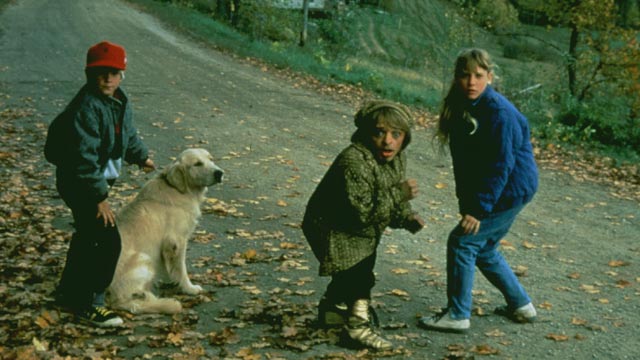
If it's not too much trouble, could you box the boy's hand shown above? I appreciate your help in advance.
[142,158,156,173]
[97,200,116,227]
[406,213,425,234]
[399,179,419,200]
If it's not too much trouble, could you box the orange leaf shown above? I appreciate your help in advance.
[167,332,183,346]
[390,289,410,298]
[546,333,569,341]
[242,249,257,260]
[539,301,553,310]
[471,344,499,355]
[282,326,298,338]
[434,182,448,189]
[608,260,630,267]
[571,317,588,325]
[567,272,581,279]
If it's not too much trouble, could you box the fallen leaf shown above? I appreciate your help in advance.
[614,279,632,288]
[166,332,183,346]
[32,337,48,351]
[571,317,588,326]
[546,333,569,341]
[484,329,505,337]
[471,344,499,355]
[391,268,409,275]
[282,326,298,338]
[580,284,600,294]
[608,260,630,267]
[434,182,448,189]
[539,301,553,310]
[390,289,410,298]
[567,272,581,279]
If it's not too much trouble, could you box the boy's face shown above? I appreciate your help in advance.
[457,64,492,100]
[370,120,405,163]
[94,67,122,97]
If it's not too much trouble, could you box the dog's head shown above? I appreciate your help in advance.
[163,148,224,193]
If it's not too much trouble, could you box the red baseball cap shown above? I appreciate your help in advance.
[86,41,127,70]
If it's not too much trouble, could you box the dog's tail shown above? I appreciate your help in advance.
[115,291,183,314]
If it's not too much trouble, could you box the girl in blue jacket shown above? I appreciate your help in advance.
[419,48,539,333]
[45,41,155,327]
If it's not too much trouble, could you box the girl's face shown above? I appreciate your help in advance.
[457,64,492,100]
[370,120,406,163]
[95,68,122,97]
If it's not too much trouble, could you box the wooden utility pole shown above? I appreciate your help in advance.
[299,0,310,47]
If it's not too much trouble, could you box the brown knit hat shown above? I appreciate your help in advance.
[352,100,413,148]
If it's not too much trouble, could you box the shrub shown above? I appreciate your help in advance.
[503,37,555,62]
[473,0,519,32]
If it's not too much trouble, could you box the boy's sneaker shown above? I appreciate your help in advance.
[418,310,470,333]
[78,306,124,327]
[494,302,537,323]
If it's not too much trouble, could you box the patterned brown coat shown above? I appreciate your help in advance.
[302,142,415,276]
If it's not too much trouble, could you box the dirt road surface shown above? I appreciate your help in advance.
[1,1,638,359]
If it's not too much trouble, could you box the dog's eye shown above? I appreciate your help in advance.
[195,161,203,166]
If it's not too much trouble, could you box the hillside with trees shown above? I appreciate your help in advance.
[132,0,640,164]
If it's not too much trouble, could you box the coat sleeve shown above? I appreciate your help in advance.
[388,154,414,229]
[122,103,149,165]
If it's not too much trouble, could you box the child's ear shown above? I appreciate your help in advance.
[488,72,494,84]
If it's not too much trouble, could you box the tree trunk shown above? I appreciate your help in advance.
[300,0,310,47]
[568,23,579,98]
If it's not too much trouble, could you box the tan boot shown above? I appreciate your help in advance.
[345,299,393,351]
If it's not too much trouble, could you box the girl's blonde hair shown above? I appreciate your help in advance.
[436,48,496,146]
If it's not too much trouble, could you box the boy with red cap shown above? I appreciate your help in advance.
[45,41,155,327]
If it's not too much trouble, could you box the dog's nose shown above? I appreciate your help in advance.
[214,169,224,183]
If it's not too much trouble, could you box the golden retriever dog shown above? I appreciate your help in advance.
[107,148,224,314]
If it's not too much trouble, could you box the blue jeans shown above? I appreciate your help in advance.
[446,205,531,320]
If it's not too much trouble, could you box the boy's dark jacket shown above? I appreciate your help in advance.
[302,142,414,276]
[450,85,538,219]
[45,85,148,203]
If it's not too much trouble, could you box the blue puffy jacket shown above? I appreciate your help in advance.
[449,85,538,218]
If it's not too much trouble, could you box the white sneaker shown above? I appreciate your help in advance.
[513,303,537,323]
[418,310,470,333]
[495,302,537,323]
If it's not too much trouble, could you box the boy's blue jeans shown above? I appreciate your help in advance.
[446,204,531,320]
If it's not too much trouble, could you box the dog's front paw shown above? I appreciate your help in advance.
[183,284,203,295]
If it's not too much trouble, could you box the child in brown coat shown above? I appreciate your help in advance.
[303,100,425,350]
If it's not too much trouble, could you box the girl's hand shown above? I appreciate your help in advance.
[97,200,116,227]
[460,214,480,235]
[399,179,419,200]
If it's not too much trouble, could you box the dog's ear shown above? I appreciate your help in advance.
[164,162,189,193]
